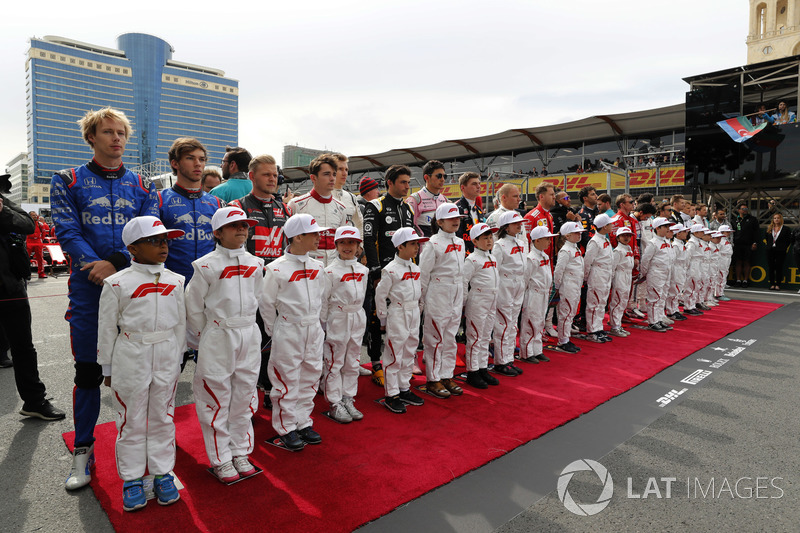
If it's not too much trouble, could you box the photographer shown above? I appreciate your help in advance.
[0,181,65,421]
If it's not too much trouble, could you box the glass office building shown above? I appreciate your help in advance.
[26,33,238,189]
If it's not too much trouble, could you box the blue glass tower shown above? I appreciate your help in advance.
[26,33,238,196]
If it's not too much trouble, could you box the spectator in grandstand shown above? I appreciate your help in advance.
[598,193,615,217]
[201,167,222,193]
[754,103,775,126]
[210,146,253,202]
[772,101,796,125]
[540,166,548,176]
[357,176,380,215]
[765,213,791,290]
[709,208,730,231]
[732,204,759,287]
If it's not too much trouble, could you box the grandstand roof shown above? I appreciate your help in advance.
[283,103,685,181]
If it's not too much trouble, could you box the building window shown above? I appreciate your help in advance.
[757,3,767,37]
[763,45,773,55]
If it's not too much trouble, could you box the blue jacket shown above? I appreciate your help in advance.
[209,173,252,203]
[51,160,159,274]
[159,185,224,281]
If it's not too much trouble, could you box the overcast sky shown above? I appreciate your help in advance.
[2,0,747,165]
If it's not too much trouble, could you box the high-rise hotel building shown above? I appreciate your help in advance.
[26,33,238,190]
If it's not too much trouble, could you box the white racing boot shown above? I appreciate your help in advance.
[65,444,95,490]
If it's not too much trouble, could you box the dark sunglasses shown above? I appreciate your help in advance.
[135,237,169,246]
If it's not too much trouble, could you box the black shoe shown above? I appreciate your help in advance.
[509,364,523,375]
[648,323,667,332]
[684,308,703,316]
[19,400,66,421]
[479,368,499,385]
[566,341,581,352]
[697,303,711,311]
[279,430,305,451]
[599,332,613,342]
[535,354,550,362]
[493,363,518,376]
[522,355,540,364]
[466,371,488,389]
[741,281,749,288]
[297,426,321,445]
[734,280,742,287]
[670,312,688,321]
[658,321,674,331]
[0,352,12,368]
[557,342,580,354]
[383,395,407,413]
[398,390,424,406]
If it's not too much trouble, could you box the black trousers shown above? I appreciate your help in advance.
[256,311,272,390]
[0,286,47,405]
[767,248,787,286]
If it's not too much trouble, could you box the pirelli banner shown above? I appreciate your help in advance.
[418,166,686,199]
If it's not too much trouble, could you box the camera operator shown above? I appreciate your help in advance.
[0,182,65,420]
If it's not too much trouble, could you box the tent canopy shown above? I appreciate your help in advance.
[283,103,685,181]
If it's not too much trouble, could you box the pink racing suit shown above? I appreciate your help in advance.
[406,187,448,237]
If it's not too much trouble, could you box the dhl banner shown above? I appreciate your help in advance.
[410,166,685,198]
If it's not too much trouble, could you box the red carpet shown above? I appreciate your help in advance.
[63,299,780,532]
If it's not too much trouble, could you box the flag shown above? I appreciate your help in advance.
[716,116,768,143]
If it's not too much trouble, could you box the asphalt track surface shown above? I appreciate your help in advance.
[2,276,797,533]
